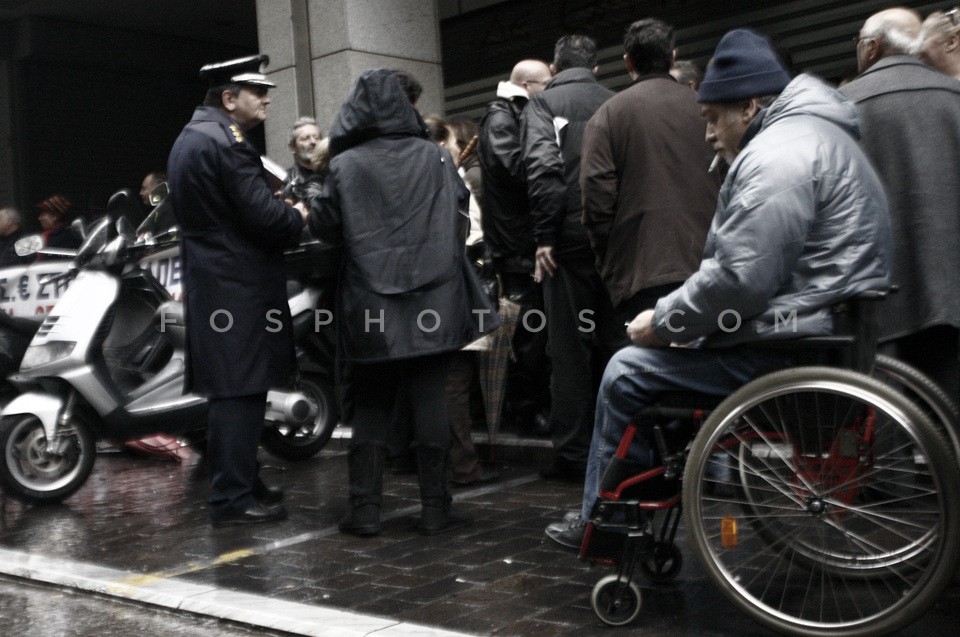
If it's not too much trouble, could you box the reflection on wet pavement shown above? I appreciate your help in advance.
[0,574,266,636]
[0,442,957,636]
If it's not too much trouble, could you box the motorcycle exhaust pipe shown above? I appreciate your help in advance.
[265,389,318,426]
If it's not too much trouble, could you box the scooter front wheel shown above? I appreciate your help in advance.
[0,414,96,504]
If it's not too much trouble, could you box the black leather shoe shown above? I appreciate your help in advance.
[210,502,288,528]
[450,467,500,487]
[253,478,284,505]
[545,517,586,551]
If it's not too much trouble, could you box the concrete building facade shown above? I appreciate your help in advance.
[0,0,945,219]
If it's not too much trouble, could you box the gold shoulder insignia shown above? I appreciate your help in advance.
[229,124,245,143]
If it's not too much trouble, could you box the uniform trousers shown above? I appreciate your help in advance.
[207,392,267,516]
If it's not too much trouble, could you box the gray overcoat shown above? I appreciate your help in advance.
[840,56,960,340]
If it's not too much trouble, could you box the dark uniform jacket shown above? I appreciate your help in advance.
[580,74,719,307]
[309,69,499,363]
[167,107,304,397]
[840,56,960,340]
[521,68,614,261]
[477,92,534,272]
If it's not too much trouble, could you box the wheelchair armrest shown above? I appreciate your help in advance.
[754,290,891,373]
[751,335,855,351]
[845,289,891,302]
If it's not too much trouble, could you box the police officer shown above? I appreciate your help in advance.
[167,55,308,527]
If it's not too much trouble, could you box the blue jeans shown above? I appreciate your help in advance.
[580,345,793,521]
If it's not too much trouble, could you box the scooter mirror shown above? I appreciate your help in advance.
[74,216,112,267]
[148,182,168,207]
[116,216,136,242]
[136,197,174,239]
[14,234,43,257]
[71,217,87,241]
[107,188,135,211]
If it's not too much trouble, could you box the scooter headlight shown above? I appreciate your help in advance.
[21,341,77,369]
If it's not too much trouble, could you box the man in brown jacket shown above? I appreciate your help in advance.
[581,18,719,324]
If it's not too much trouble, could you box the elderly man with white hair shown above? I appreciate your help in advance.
[840,7,960,402]
[920,6,960,80]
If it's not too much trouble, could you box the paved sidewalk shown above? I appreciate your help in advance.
[0,437,957,636]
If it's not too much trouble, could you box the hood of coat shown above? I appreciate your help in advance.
[759,73,862,142]
[328,69,428,156]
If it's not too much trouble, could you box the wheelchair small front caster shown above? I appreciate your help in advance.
[641,541,683,584]
[591,574,642,626]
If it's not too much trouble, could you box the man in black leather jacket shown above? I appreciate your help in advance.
[477,58,552,436]
[521,35,618,481]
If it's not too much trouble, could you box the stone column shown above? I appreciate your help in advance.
[256,0,443,164]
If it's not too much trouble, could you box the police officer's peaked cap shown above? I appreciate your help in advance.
[199,54,276,89]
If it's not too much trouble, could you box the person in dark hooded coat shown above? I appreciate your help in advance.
[309,69,498,537]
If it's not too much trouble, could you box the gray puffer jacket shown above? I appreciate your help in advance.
[652,74,891,347]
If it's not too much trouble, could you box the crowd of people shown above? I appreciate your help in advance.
[186,5,959,533]
[10,5,953,538]
[0,172,170,269]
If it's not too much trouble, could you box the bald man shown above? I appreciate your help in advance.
[478,58,552,278]
[476,58,553,435]
[841,8,960,400]
[920,8,960,80]
[854,7,923,72]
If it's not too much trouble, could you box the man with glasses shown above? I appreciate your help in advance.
[920,7,960,80]
[168,55,308,527]
[478,58,552,282]
[477,59,553,438]
[841,8,960,402]
[546,28,891,550]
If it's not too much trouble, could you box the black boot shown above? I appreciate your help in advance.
[338,443,386,536]
[415,445,473,535]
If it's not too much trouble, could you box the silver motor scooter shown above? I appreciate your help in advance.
[0,189,323,504]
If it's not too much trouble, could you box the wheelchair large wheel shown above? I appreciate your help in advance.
[684,367,960,637]
[873,354,960,464]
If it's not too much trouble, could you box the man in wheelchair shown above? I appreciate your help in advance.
[546,28,892,549]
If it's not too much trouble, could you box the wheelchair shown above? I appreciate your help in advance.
[580,292,960,636]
